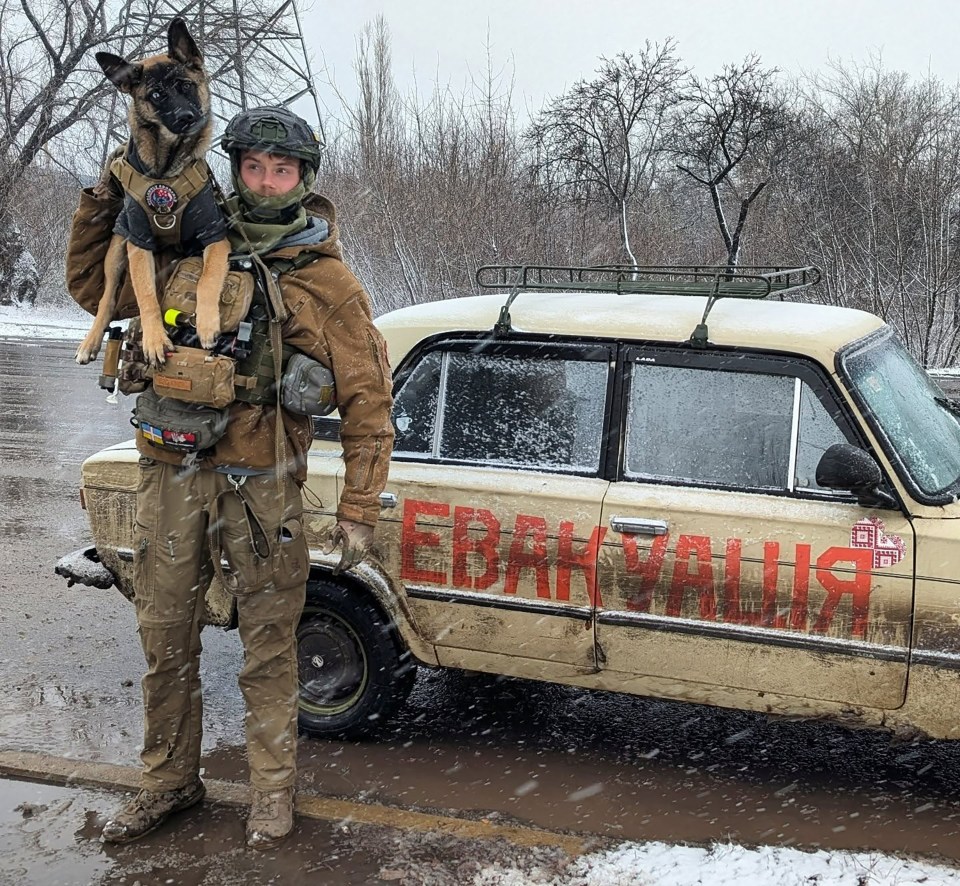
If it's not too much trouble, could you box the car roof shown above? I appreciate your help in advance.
[375,292,885,369]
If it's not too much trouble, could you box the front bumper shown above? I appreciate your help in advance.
[55,546,117,590]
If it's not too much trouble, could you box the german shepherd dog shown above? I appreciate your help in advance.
[76,18,228,367]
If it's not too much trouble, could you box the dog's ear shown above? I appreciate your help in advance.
[168,17,203,70]
[96,52,142,94]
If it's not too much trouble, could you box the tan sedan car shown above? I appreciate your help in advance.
[59,265,960,742]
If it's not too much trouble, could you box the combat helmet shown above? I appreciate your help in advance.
[221,107,323,172]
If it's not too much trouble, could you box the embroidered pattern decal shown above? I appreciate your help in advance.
[850,516,906,568]
[145,183,178,214]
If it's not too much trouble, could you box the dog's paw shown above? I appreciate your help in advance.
[142,329,173,367]
[75,337,102,365]
[195,310,220,350]
[197,325,221,350]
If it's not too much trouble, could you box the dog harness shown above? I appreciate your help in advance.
[111,146,227,255]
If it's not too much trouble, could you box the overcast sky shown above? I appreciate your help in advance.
[303,0,960,119]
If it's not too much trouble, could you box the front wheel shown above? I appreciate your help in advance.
[297,578,415,739]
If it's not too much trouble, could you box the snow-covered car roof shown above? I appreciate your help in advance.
[375,291,885,370]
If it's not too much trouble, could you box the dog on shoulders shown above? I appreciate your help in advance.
[76,17,228,368]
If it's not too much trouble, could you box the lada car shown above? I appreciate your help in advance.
[57,264,960,742]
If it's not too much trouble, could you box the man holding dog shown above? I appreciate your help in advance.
[71,106,394,848]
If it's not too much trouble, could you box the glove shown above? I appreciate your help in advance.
[324,519,375,575]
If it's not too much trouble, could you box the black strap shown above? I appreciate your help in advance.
[267,249,324,277]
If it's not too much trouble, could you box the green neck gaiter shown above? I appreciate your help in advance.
[225,165,316,254]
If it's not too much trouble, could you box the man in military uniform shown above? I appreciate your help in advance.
[71,107,394,849]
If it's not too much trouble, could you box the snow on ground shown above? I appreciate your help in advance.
[476,841,960,886]
[0,302,92,341]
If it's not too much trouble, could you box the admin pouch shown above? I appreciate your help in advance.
[280,352,337,416]
[162,255,255,332]
[151,346,237,409]
[131,387,229,452]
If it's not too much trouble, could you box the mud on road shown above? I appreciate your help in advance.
[0,776,580,886]
[3,338,960,881]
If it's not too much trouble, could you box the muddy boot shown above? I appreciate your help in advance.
[246,786,295,850]
[101,777,206,844]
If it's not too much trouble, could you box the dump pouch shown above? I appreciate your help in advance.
[162,256,255,333]
[280,353,337,416]
[132,388,229,452]
[151,346,237,409]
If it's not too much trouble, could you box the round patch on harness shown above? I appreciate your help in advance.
[145,183,178,214]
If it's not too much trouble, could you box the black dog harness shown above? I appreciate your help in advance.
[111,143,227,256]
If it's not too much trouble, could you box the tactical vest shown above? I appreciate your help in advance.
[110,153,212,249]
[232,293,295,405]
[116,249,326,407]
[232,249,325,405]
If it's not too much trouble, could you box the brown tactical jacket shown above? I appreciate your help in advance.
[67,185,394,527]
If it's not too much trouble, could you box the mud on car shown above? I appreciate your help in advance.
[58,264,960,742]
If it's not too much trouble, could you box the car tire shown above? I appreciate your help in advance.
[297,578,416,739]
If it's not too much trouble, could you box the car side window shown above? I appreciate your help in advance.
[624,362,851,494]
[392,346,609,473]
[794,382,850,492]
[392,351,442,454]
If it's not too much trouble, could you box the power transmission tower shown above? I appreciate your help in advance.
[100,0,322,168]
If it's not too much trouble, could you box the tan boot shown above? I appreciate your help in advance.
[101,777,205,843]
[246,786,295,850]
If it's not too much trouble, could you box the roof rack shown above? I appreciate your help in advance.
[476,264,821,344]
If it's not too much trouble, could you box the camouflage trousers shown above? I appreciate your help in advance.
[133,458,308,792]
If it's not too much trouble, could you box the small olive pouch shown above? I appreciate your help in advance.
[132,388,229,452]
[162,255,254,332]
[152,346,237,409]
[280,352,338,416]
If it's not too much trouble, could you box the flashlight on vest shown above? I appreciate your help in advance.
[163,308,193,328]
[163,308,202,349]
[98,326,124,390]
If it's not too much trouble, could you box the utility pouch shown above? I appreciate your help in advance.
[280,352,337,416]
[162,256,255,333]
[115,320,150,394]
[117,338,150,394]
[132,388,229,452]
[151,346,237,409]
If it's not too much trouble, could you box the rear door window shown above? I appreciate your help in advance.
[392,341,613,474]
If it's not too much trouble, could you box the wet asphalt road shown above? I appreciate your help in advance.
[3,337,960,882]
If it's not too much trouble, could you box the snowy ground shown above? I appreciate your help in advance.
[474,842,960,886]
[0,302,91,341]
[4,300,960,884]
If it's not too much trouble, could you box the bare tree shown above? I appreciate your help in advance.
[676,56,786,270]
[0,0,311,302]
[525,42,685,265]
[325,17,558,311]
[779,59,960,366]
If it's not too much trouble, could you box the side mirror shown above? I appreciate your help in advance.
[815,443,897,508]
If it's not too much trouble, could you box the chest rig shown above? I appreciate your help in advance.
[114,248,325,411]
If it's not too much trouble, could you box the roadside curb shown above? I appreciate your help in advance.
[0,749,588,855]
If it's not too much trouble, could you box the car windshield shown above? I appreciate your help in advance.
[842,327,960,497]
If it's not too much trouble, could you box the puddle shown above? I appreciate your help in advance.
[0,779,113,886]
[0,777,392,885]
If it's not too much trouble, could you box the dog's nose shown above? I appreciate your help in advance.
[175,109,197,128]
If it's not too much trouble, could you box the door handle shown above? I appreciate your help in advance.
[379,492,398,509]
[609,515,668,536]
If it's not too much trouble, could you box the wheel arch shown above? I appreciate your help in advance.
[307,552,439,667]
